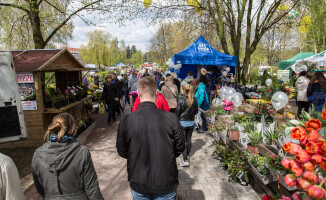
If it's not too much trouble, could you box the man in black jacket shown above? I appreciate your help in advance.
[116,77,185,200]
[101,76,118,125]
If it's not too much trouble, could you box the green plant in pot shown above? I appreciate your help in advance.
[246,130,263,154]
[215,106,227,115]
[242,120,254,133]
[229,125,240,141]
[264,127,280,146]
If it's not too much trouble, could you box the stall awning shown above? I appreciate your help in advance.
[172,36,237,67]
[278,52,315,70]
[1,49,89,72]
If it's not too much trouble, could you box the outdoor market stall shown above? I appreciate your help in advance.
[290,50,326,73]
[278,52,314,76]
[171,36,237,79]
[1,49,91,148]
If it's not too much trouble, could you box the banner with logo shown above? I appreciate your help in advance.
[17,73,37,110]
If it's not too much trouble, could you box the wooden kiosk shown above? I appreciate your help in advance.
[1,49,91,148]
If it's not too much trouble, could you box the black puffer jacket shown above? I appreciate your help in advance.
[116,102,185,195]
[176,96,198,121]
[32,142,103,200]
[102,83,118,102]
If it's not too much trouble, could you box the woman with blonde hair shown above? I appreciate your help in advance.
[176,84,198,167]
[32,113,103,200]
[161,76,179,113]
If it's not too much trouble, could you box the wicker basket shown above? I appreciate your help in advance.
[248,162,273,185]
[269,169,297,191]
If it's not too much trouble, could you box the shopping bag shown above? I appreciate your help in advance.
[98,103,105,114]
[195,111,202,127]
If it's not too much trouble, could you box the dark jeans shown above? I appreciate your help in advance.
[182,125,194,161]
[106,99,115,125]
[200,111,208,131]
[123,90,130,106]
[314,103,324,113]
[297,101,310,118]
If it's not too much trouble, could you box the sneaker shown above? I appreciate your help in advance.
[180,160,190,167]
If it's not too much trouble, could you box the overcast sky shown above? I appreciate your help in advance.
[67,15,158,52]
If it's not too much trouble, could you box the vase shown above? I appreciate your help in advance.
[247,143,259,154]
[230,131,240,141]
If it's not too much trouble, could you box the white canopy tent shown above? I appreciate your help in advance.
[291,50,326,72]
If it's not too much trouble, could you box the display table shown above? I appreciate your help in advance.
[246,99,270,105]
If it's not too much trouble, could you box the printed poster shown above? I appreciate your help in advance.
[17,72,37,110]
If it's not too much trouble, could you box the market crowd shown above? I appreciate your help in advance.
[1,67,212,200]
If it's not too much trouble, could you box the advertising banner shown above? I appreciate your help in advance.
[17,73,37,110]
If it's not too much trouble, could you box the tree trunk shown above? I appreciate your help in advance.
[29,0,45,49]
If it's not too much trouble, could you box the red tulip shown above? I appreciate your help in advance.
[291,126,307,140]
[300,136,308,146]
[307,130,322,142]
[312,154,325,164]
[303,171,319,183]
[297,178,312,191]
[283,142,294,153]
[296,150,311,163]
[308,185,326,200]
[319,162,326,172]
[281,158,291,169]
[290,144,303,155]
[305,119,322,132]
[284,174,297,187]
[306,141,321,154]
[290,160,304,177]
[302,161,315,171]
[318,141,326,156]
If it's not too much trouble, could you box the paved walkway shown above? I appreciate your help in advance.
[25,112,261,200]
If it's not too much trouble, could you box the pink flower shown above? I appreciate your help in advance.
[271,155,275,159]
[284,174,297,187]
[280,196,291,200]
[281,158,291,169]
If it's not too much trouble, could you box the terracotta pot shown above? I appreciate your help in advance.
[247,143,259,154]
[230,131,239,141]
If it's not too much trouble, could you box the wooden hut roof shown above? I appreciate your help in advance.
[5,49,88,72]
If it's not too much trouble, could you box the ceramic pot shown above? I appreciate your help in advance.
[230,131,240,141]
[247,143,258,154]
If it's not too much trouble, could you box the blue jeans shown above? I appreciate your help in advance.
[200,111,208,131]
[131,189,176,200]
[123,90,130,106]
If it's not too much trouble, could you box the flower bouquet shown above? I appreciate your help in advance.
[279,109,326,199]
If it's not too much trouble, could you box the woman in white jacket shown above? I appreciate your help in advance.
[295,71,310,118]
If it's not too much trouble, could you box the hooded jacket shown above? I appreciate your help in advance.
[32,142,103,200]
[295,76,310,102]
[132,93,169,112]
[116,102,185,195]
[307,81,326,104]
[176,96,198,122]
[128,76,139,92]
[195,83,210,110]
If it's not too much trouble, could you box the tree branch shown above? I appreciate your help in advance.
[44,0,103,45]
[0,3,29,13]
[44,0,64,14]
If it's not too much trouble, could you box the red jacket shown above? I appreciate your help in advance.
[132,93,169,112]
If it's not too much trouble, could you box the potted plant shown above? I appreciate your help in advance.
[52,96,65,109]
[216,123,227,143]
[246,130,263,154]
[229,126,239,141]
[246,152,273,185]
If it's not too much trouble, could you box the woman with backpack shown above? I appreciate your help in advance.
[307,71,326,113]
[32,113,103,200]
[176,84,198,167]
[161,76,179,113]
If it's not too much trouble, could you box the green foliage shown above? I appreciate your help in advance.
[251,102,276,124]
[242,120,254,133]
[210,123,226,132]
[264,125,283,145]
[266,154,289,175]
[245,152,270,176]
[84,102,93,111]
[230,126,239,131]
[214,144,249,183]
[231,112,251,124]
[215,106,227,115]
[247,130,263,146]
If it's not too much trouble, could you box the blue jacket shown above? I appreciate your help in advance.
[195,83,210,110]
[307,82,326,104]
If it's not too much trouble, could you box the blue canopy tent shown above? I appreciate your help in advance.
[116,62,126,67]
[171,36,237,79]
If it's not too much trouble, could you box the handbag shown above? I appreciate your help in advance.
[98,103,105,114]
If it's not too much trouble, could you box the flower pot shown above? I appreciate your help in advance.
[248,162,273,185]
[247,143,259,154]
[229,131,240,141]
[219,130,227,144]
